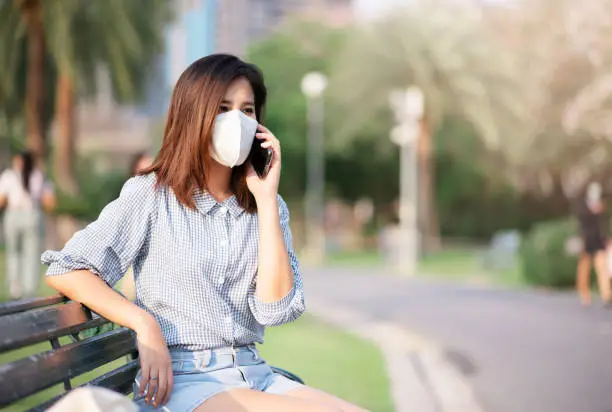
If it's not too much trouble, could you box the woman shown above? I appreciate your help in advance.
[0,151,55,299]
[42,55,364,412]
[576,181,611,306]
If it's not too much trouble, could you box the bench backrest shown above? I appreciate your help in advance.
[0,295,138,411]
[0,295,305,411]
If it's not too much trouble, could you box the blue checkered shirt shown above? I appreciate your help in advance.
[41,174,305,349]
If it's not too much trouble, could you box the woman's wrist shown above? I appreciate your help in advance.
[131,309,158,335]
[254,193,278,209]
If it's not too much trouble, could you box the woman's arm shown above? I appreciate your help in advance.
[255,196,293,302]
[246,126,305,326]
[248,196,305,327]
[46,270,153,332]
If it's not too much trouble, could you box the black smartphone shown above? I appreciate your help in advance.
[249,135,273,178]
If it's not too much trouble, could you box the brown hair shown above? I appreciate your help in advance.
[140,54,267,213]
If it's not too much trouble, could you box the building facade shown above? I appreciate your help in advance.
[216,0,353,56]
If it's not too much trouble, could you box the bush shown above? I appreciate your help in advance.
[519,219,578,288]
[54,166,126,221]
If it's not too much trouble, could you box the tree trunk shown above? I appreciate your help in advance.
[54,74,79,196]
[20,0,46,158]
[417,119,441,254]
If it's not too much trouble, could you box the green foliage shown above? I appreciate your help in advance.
[0,0,171,157]
[43,0,171,102]
[247,21,348,200]
[326,139,399,205]
[54,159,126,220]
[78,322,115,340]
[329,3,524,150]
[435,117,534,238]
[247,22,400,204]
[247,17,571,242]
[519,219,578,288]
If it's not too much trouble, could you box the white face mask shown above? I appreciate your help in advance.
[210,110,258,168]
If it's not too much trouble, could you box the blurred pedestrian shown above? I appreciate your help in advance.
[129,152,154,178]
[118,152,154,300]
[0,151,55,299]
[576,181,611,306]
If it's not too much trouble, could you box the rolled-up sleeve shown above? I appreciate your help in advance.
[249,195,305,327]
[41,175,156,287]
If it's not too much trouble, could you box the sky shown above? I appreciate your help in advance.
[352,0,410,21]
[352,0,513,21]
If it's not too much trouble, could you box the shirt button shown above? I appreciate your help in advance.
[225,316,232,324]
[219,206,228,217]
[217,276,225,285]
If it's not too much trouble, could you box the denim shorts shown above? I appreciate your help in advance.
[133,345,303,412]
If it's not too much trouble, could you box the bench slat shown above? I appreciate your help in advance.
[0,301,110,352]
[0,295,66,316]
[27,360,139,412]
[0,328,137,407]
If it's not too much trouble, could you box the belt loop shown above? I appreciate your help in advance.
[232,346,238,368]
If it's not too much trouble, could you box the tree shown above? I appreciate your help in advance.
[247,21,348,201]
[17,0,46,157]
[44,0,170,194]
[329,0,524,251]
[483,0,612,200]
[248,21,405,211]
[0,0,171,193]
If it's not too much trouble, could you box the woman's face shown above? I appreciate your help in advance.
[218,77,256,120]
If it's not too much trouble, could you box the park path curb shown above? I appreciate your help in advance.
[307,298,485,412]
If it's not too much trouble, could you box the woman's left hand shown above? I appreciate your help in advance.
[246,125,281,202]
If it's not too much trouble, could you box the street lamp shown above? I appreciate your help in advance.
[301,72,328,264]
[388,86,424,276]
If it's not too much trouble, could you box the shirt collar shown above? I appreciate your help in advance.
[223,194,246,218]
[193,190,245,218]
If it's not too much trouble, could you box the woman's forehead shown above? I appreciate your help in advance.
[223,77,254,102]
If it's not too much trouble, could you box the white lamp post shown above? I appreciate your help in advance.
[389,86,424,276]
[301,72,328,263]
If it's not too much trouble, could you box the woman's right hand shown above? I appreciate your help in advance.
[135,317,173,407]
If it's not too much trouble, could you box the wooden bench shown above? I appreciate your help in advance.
[0,295,304,411]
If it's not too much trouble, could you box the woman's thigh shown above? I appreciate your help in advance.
[286,385,368,412]
[194,388,342,412]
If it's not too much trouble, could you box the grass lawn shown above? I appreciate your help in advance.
[419,248,525,287]
[260,315,394,412]
[324,249,383,267]
[1,253,394,411]
[325,247,526,287]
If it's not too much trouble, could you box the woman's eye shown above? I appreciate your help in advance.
[219,106,230,113]
[243,107,255,115]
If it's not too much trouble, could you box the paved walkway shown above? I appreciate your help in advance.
[304,267,612,412]
[305,270,484,412]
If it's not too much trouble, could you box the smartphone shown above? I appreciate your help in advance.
[249,135,273,178]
